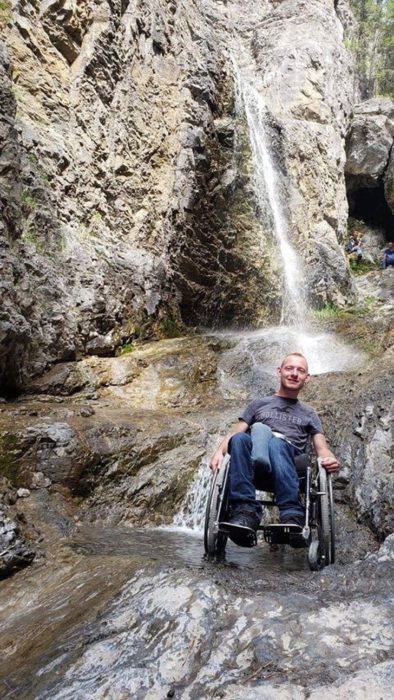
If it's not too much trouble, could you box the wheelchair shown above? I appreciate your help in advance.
[204,452,335,571]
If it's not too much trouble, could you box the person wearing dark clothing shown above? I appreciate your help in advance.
[382,242,394,269]
[346,232,363,262]
[210,353,339,541]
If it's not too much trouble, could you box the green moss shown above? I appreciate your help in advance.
[162,317,182,338]
[312,304,347,319]
[0,433,21,485]
[349,259,379,275]
[22,227,46,254]
[118,343,135,355]
[21,190,36,212]
[0,0,11,24]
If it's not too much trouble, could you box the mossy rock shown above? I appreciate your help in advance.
[0,432,22,485]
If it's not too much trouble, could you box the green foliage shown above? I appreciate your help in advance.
[0,433,20,485]
[0,0,12,25]
[312,296,378,320]
[312,304,347,319]
[21,190,36,212]
[349,257,379,274]
[349,0,394,98]
[21,227,49,256]
[118,343,134,355]
[162,316,181,338]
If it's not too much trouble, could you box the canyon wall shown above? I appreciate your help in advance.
[1,0,359,389]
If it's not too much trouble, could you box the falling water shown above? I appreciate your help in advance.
[234,62,306,326]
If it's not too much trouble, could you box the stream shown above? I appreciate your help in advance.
[1,511,393,699]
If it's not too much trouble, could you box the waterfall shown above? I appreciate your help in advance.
[234,62,306,326]
[171,459,211,532]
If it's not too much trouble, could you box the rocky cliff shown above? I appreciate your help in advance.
[1,0,361,390]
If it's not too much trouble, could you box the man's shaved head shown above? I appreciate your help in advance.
[280,352,309,372]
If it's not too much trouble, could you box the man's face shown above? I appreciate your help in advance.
[277,355,310,391]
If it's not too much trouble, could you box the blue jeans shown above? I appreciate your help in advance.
[382,257,394,269]
[228,433,304,520]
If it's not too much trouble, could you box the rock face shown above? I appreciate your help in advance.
[0,309,392,540]
[345,97,394,232]
[346,98,394,188]
[0,478,36,577]
[228,0,357,308]
[0,0,359,389]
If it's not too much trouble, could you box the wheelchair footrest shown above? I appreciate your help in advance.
[263,523,308,547]
[218,521,257,548]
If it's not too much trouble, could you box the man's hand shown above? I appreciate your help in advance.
[312,434,339,473]
[210,448,224,472]
[319,454,339,473]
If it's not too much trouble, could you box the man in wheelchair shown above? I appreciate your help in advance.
[209,352,339,548]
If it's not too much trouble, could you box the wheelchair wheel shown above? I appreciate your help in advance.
[204,457,230,556]
[307,463,335,570]
[307,536,325,571]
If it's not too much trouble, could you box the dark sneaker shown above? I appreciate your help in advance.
[280,513,307,548]
[220,508,260,548]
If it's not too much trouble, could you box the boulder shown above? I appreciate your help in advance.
[345,97,394,189]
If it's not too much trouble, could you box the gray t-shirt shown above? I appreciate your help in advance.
[239,395,323,453]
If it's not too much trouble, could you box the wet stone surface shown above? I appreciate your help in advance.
[0,300,392,698]
[1,525,392,700]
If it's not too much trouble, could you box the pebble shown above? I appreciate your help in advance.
[80,406,95,417]
[17,488,31,498]
[30,472,52,489]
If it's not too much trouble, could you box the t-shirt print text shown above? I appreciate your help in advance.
[257,410,303,426]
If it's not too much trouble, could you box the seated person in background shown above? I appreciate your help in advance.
[382,241,394,269]
[210,353,339,545]
[346,231,363,262]
[345,233,357,253]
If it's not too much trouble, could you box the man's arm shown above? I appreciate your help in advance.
[209,420,249,471]
[312,433,339,473]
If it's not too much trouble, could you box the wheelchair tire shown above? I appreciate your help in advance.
[317,464,335,566]
[327,471,336,563]
[307,537,325,571]
[204,457,230,556]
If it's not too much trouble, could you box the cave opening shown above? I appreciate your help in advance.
[346,178,394,240]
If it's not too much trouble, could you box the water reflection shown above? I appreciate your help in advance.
[71,524,308,574]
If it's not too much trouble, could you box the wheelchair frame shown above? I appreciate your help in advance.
[204,454,335,571]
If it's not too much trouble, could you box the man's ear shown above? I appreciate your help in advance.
[304,373,311,384]
[276,367,282,380]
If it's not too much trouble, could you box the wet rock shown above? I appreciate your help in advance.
[79,406,95,418]
[0,507,35,578]
[27,556,393,699]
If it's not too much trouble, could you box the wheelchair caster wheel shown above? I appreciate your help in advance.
[307,539,325,571]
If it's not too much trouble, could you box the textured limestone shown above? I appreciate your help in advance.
[217,0,358,308]
[0,0,361,389]
[1,309,392,538]
[384,142,394,215]
[346,97,394,188]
